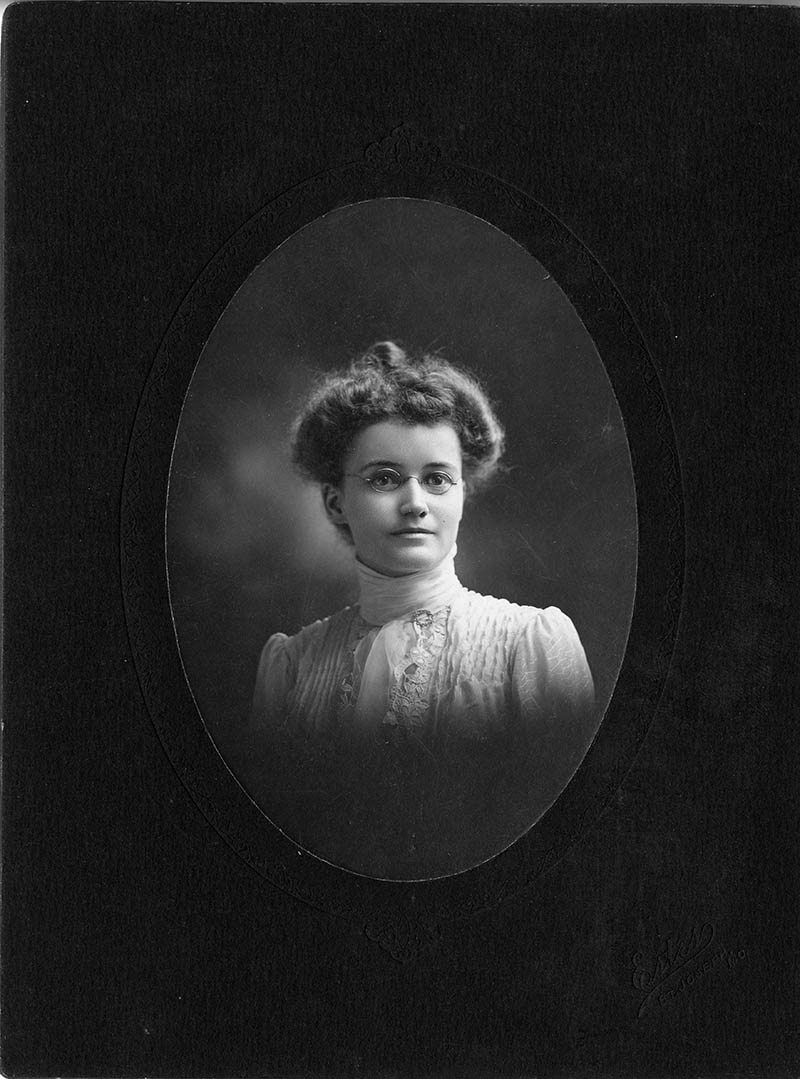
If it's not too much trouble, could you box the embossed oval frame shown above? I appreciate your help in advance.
[122,137,683,956]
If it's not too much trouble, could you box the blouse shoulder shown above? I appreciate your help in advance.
[250,606,361,727]
[454,590,594,710]
[250,632,291,727]
[284,604,361,656]
[265,604,359,656]
[460,590,584,642]
[456,590,576,646]
[510,602,595,715]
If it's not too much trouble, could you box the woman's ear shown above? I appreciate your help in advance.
[322,484,347,525]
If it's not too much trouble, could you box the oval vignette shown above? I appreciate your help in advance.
[165,198,638,881]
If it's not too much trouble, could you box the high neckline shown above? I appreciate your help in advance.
[356,545,463,626]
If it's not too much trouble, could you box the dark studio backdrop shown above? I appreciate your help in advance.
[3,5,798,1078]
[167,198,636,779]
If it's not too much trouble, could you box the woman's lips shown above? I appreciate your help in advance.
[392,528,434,535]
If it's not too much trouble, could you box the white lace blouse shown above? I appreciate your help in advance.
[252,588,594,744]
[248,554,595,878]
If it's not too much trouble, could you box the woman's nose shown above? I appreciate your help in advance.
[400,477,429,516]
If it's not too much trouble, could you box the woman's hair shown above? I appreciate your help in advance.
[291,341,506,491]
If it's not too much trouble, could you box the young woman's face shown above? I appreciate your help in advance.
[324,420,465,577]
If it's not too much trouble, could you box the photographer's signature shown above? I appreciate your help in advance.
[632,922,747,1017]
[568,920,750,1062]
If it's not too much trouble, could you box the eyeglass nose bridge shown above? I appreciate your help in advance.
[398,474,430,503]
[398,474,426,493]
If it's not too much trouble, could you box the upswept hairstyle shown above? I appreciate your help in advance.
[291,341,505,492]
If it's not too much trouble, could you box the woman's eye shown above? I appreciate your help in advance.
[371,470,399,490]
[424,472,451,490]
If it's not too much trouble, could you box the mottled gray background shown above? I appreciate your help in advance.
[166,198,637,764]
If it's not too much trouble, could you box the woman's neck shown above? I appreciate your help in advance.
[356,546,463,626]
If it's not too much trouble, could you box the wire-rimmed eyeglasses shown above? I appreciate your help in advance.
[344,467,461,495]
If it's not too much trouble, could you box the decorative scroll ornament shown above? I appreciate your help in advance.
[364,123,443,175]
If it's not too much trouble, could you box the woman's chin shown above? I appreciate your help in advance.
[358,550,445,578]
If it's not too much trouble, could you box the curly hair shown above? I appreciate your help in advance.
[291,341,505,492]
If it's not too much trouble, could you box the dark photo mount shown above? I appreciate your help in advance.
[2,5,797,1078]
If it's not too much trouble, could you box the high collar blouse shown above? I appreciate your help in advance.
[251,555,594,745]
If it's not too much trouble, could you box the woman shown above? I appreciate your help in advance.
[250,341,594,879]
